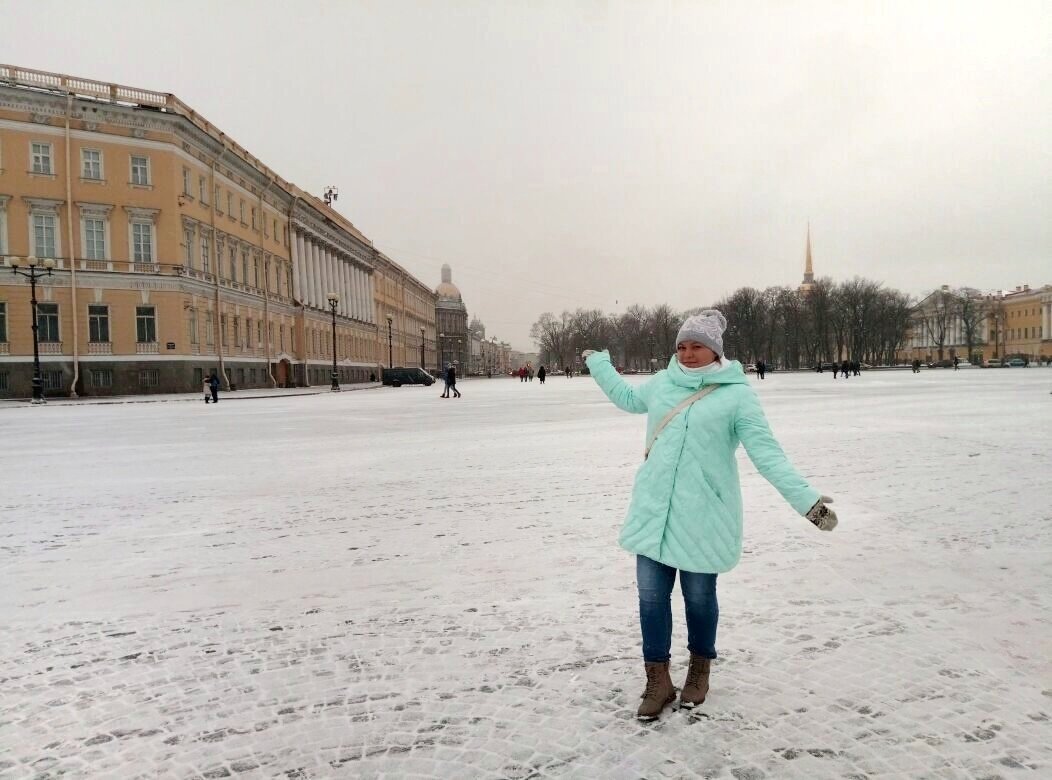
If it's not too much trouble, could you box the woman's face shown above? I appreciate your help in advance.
[677,341,718,368]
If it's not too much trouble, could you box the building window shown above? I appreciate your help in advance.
[136,306,157,343]
[88,305,110,343]
[183,229,194,267]
[0,301,6,343]
[227,192,233,215]
[233,316,240,347]
[251,207,258,230]
[201,237,210,273]
[83,217,106,260]
[256,321,262,347]
[42,370,63,390]
[89,368,113,388]
[131,155,150,186]
[0,372,8,392]
[239,199,246,223]
[182,167,191,195]
[280,324,285,352]
[33,213,58,257]
[132,222,154,263]
[229,246,237,282]
[253,257,259,288]
[189,309,198,345]
[221,315,228,347]
[206,314,214,346]
[139,369,159,388]
[31,142,53,174]
[37,303,60,342]
[241,251,249,285]
[215,185,222,211]
[199,175,208,204]
[81,149,103,180]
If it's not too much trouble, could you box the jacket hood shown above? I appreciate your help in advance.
[666,356,748,388]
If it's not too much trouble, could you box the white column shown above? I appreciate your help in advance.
[359,268,368,322]
[326,248,335,304]
[290,231,300,302]
[300,234,313,308]
[353,267,362,321]
[340,257,350,317]
[313,242,323,308]
[345,262,355,320]
[366,273,375,323]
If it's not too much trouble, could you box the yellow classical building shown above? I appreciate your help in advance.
[0,64,436,397]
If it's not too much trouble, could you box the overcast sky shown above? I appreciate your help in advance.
[3,1,1048,349]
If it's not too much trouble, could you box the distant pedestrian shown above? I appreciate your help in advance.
[538,366,547,384]
[208,372,221,403]
[832,363,839,379]
[852,361,860,377]
[445,364,461,398]
[912,358,921,374]
[756,359,766,380]
[565,365,572,379]
[581,309,837,722]
[203,376,212,403]
[841,360,851,379]
[953,356,959,371]
[528,366,535,382]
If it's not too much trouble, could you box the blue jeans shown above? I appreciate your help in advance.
[636,555,718,663]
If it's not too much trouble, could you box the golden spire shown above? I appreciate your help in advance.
[804,223,814,281]
[798,223,815,294]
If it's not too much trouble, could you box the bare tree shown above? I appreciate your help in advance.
[920,289,956,361]
[954,288,987,363]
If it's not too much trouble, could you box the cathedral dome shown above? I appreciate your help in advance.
[436,264,463,301]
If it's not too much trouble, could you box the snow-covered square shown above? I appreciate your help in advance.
[2,369,1051,779]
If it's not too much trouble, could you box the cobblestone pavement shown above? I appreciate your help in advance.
[2,370,1050,778]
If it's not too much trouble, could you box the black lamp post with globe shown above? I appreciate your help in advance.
[8,255,56,404]
[326,293,340,392]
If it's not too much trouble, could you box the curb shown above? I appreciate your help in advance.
[0,383,383,408]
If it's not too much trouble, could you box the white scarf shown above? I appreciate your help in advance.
[680,357,725,375]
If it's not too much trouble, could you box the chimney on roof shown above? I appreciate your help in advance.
[1023,284,1030,291]
[941,284,950,291]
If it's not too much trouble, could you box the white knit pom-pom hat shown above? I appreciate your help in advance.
[675,309,728,356]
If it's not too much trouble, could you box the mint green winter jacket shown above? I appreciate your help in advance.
[585,350,821,574]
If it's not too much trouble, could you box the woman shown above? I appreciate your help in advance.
[583,310,837,720]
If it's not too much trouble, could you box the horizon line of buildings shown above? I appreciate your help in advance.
[0,64,517,397]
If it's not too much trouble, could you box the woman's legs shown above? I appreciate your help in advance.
[636,555,677,662]
[679,571,719,659]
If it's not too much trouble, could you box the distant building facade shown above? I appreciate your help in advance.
[899,283,1052,363]
[0,64,436,397]
[435,264,468,371]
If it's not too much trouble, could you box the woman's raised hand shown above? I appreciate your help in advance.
[581,349,598,360]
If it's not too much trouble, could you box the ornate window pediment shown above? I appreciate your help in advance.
[122,206,160,221]
[76,201,114,217]
[22,197,63,214]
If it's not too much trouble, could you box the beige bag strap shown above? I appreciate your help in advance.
[644,384,720,460]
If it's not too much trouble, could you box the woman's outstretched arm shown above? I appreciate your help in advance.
[734,386,821,515]
[584,350,649,414]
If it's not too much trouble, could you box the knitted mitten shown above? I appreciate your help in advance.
[806,495,838,531]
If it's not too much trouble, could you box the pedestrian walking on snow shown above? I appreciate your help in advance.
[207,372,221,403]
[756,359,766,380]
[538,366,547,384]
[203,376,212,403]
[841,360,851,378]
[582,309,837,721]
[443,363,461,398]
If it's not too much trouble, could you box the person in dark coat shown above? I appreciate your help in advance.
[538,366,547,384]
[444,364,461,398]
[840,360,851,378]
[208,372,221,403]
[756,359,766,380]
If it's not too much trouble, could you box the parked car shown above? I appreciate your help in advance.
[1007,357,1027,367]
[744,363,757,373]
[985,358,1004,368]
[382,367,435,387]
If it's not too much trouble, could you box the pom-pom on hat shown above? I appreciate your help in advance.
[675,310,728,356]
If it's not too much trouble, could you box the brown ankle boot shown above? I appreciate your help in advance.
[637,661,676,720]
[679,654,711,708]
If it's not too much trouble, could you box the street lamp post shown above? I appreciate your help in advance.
[438,332,445,373]
[386,314,394,369]
[420,326,425,369]
[8,255,56,404]
[327,293,340,391]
